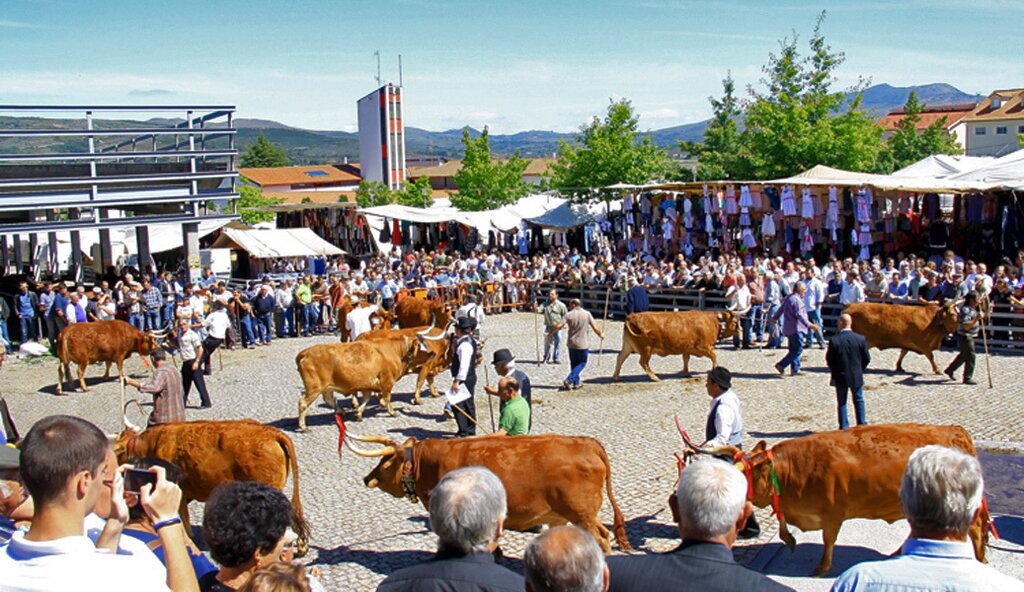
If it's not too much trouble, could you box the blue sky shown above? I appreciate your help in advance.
[1,0,1020,133]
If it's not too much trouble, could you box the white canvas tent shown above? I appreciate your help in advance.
[892,155,995,179]
[209,227,344,258]
[949,150,1024,190]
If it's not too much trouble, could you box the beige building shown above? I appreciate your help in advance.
[962,88,1024,156]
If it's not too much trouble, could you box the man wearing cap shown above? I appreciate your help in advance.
[485,349,533,431]
[701,366,759,539]
[450,316,479,437]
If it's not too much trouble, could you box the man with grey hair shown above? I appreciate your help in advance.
[376,466,523,592]
[525,525,608,592]
[606,459,792,591]
[832,445,1023,591]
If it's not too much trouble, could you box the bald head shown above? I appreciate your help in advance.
[525,526,607,592]
[838,314,853,330]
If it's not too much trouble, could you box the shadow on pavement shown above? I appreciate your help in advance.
[759,541,890,577]
[748,430,815,439]
[313,544,432,575]
[992,516,1024,549]
[622,511,680,550]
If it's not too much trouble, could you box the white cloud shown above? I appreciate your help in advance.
[0,19,44,29]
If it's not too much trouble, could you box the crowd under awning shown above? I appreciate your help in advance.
[209,227,345,258]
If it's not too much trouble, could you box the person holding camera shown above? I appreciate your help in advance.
[0,415,199,591]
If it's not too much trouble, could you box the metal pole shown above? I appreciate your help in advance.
[981,294,993,389]
[484,362,495,432]
[534,301,541,365]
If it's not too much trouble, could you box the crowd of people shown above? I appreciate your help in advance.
[3,413,1019,592]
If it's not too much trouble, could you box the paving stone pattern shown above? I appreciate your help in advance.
[3,312,1022,591]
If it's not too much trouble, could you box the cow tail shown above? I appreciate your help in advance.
[623,316,641,338]
[277,431,310,548]
[598,442,632,551]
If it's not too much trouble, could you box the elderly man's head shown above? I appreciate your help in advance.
[901,445,984,538]
[428,467,507,554]
[675,459,752,546]
[525,526,608,592]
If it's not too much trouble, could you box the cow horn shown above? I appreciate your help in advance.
[343,434,395,457]
[122,400,144,433]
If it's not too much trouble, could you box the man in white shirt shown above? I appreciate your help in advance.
[803,268,827,348]
[838,270,866,307]
[726,274,752,349]
[344,297,379,341]
[0,415,194,592]
[455,293,486,332]
[199,301,230,376]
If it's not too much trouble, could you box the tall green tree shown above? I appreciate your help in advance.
[550,99,672,202]
[882,91,962,171]
[451,128,529,211]
[739,12,885,178]
[680,73,745,180]
[355,176,436,208]
[236,185,281,225]
[240,134,290,168]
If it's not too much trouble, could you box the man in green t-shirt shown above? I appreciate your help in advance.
[495,376,530,436]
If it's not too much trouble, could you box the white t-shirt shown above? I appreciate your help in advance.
[0,530,169,592]
[345,305,379,340]
[203,310,231,340]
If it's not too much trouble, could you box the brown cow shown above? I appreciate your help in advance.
[56,320,162,395]
[612,310,739,381]
[336,299,391,342]
[845,302,958,374]
[357,325,451,405]
[394,296,451,329]
[706,424,988,576]
[295,337,413,430]
[113,419,310,555]
[346,433,631,554]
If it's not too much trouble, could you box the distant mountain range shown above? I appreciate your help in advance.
[0,83,984,165]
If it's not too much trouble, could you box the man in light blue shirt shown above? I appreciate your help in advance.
[832,445,1022,592]
[803,269,827,348]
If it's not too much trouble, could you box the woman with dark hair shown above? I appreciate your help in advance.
[200,481,294,592]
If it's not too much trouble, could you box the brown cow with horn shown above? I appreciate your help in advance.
[844,301,959,374]
[681,423,990,576]
[56,320,162,395]
[356,324,452,405]
[113,415,310,556]
[393,296,452,329]
[345,433,631,554]
[612,310,739,381]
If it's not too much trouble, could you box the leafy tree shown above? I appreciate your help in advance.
[240,134,290,168]
[451,128,529,211]
[355,176,436,208]
[738,12,885,178]
[680,73,745,180]
[550,99,672,202]
[882,91,962,171]
[236,185,281,225]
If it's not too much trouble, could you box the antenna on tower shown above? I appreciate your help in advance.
[398,54,403,87]
[374,50,381,86]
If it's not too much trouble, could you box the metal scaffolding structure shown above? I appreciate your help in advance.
[0,105,241,281]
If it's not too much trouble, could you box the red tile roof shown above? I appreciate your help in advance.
[240,165,361,187]
[876,103,976,132]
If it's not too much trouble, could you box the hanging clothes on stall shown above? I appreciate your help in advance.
[725,185,738,215]
[742,227,757,249]
[391,219,402,245]
[739,185,753,209]
[825,186,840,241]
[781,185,798,217]
[761,211,777,237]
[801,187,815,220]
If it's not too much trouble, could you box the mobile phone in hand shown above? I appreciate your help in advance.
[124,468,158,493]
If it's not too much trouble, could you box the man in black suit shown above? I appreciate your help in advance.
[825,313,871,429]
[606,459,792,592]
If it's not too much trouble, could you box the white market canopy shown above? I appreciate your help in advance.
[949,150,1024,191]
[209,227,344,258]
[892,155,996,179]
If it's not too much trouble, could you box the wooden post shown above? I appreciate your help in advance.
[598,287,612,368]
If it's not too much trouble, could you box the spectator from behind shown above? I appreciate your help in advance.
[525,525,608,592]
[375,466,523,592]
[832,445,1023,591]
[201,481,295,592]
[606,459,792,592]
[237,562,311,592]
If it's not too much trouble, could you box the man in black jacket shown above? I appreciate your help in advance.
[825,313,871,429]
[376,467,522,592]
[606,459,792,592]
[625,277,649,315]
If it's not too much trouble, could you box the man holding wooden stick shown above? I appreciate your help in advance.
[553,299,603,391]
[944,292,983,386]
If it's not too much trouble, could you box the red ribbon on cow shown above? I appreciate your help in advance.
[334,413,346,458]
[982,497,999,540]
[733,450,754,501]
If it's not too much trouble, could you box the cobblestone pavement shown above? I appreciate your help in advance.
[4,312,1023,590]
